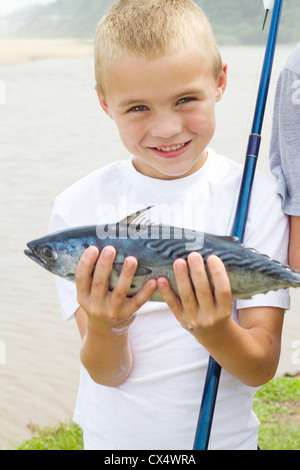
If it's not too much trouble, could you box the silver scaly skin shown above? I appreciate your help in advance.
[24,207,300,301]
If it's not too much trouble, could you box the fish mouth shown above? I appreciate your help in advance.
[24,244,47,269]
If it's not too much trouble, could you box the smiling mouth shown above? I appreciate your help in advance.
[156,142,186,152]
[149,140,191,155]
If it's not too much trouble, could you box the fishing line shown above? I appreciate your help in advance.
[195,0,284,450]
[226,25,268,236]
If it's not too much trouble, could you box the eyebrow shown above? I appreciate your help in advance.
[118,88,205,108]
[118,98,146,108]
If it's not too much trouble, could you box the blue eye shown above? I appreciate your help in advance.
[177,97,194,105]
[129,105,148,112]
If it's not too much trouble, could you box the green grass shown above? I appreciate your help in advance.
[253,377,300,450]
[15,377,299,450]
[16,422,83,450]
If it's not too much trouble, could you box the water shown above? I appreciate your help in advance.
[0,46,299,449]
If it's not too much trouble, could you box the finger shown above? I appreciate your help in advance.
[173,258,198,313]
[188,253,215,309]
[157,277,183,318]
[91,246,117,299]
[125,278,158,315]
[110,256,139,310]
[76,246,100,304]
[206,255,232,314]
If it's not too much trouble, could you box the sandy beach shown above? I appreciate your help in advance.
[0,39,93,65]
[0,40,299,449]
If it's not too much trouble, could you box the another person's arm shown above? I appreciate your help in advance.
[289,216,300,270]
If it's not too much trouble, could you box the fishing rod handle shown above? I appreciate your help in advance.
[193,0,284,451]
[193,358,222,450]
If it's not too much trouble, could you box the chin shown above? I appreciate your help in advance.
[158,158,202,177]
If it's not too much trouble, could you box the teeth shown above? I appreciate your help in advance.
[156,143,186,152]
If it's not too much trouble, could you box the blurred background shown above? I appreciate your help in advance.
[0,0,299,42]
[0,0,299,449]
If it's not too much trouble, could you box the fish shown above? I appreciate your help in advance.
[24,206,300,301]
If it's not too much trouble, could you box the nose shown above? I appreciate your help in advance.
[149,112,183,139]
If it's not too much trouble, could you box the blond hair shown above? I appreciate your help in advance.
[95,0,222,96]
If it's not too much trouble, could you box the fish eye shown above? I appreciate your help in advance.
[42,246,57,260]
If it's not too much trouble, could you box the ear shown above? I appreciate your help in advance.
[95,85,114,119]
[215,63,228,102]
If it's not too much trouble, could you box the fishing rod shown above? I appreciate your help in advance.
[193,0,284,451]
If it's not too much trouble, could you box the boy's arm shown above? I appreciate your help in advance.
[75,306,134,388]
[193,305,284,387]
[158,253,284,388]
[75,246,157,387]
[289,216,300,270]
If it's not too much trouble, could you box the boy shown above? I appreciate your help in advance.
[270,43,300,270]
[50,0,290,450]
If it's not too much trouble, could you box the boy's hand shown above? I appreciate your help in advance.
[76,246,157,335]
[157,253,232,338]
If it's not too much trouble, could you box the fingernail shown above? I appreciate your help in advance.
[87,246,99,257]
[157,278,166,289]
[103,247,115,258]
[149,279,157,289]
[189,253,200,264]
[208,255,219,267]
[175,260,185,272]
[126,258,135,268]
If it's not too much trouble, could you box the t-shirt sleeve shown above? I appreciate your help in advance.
[270,67,300,216]
[236,183,290,311]
[49,197,79,321]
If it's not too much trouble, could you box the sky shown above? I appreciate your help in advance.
[0,0,56,18]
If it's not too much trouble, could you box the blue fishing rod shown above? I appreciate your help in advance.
[193,0,284,450]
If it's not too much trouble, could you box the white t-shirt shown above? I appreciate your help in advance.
[49,149,290,450]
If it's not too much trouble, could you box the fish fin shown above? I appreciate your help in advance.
[118,206,155,227]
[110,263,153,295]
[135,265,153,276]
[232,295,252,300]
[112,262,152,277]
[219,236,239,243]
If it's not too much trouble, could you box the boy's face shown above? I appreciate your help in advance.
[97,48,227,180]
